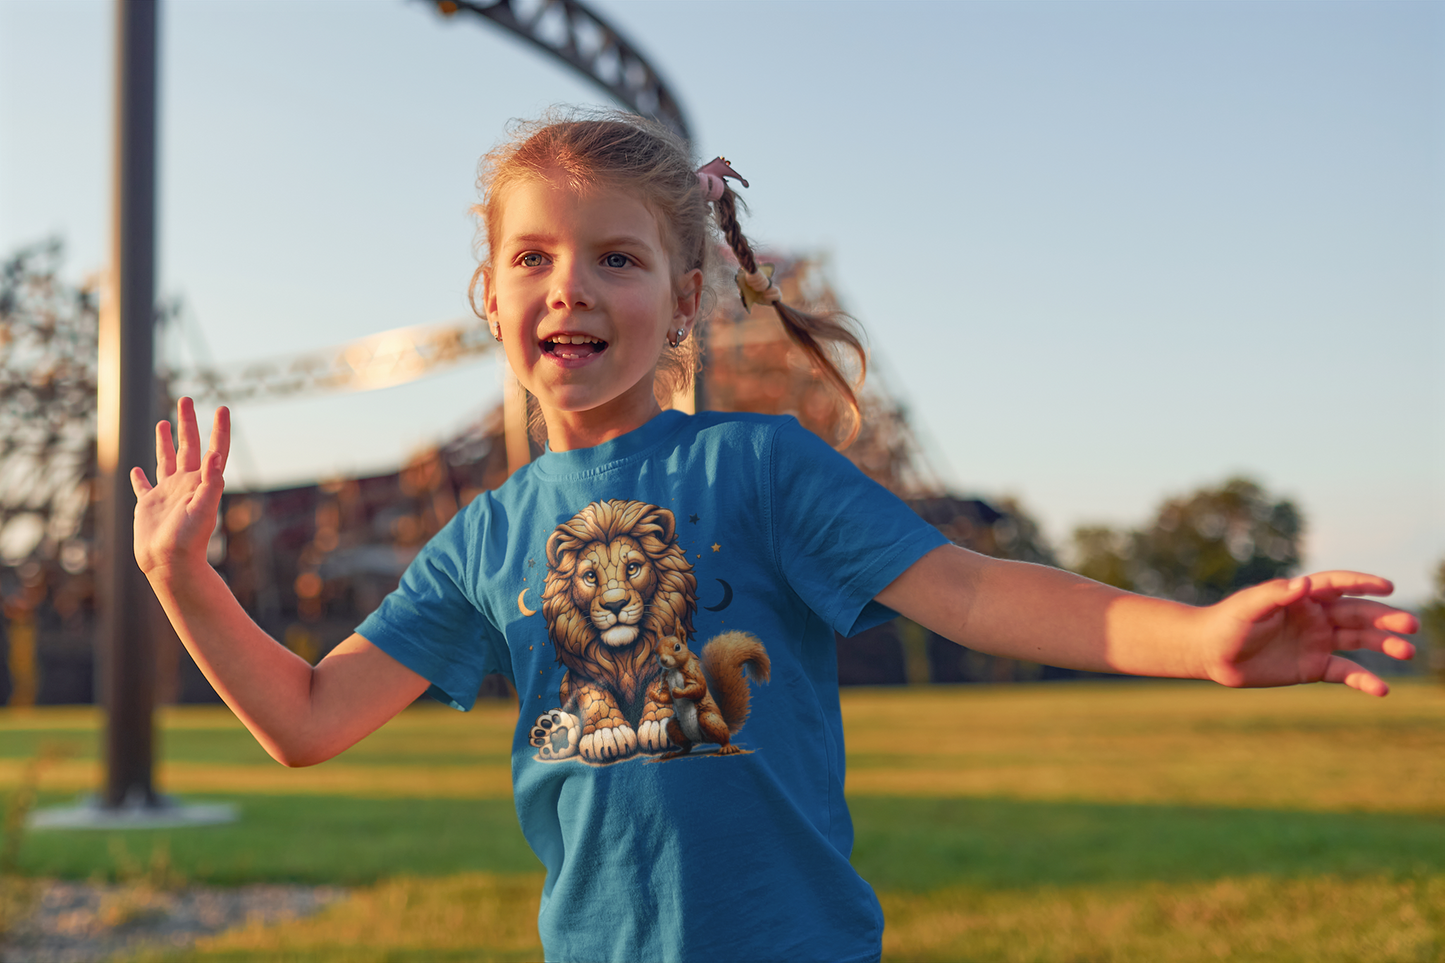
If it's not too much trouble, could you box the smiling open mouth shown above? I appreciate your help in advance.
[543,335,608,360]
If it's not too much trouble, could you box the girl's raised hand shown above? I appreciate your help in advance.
[1199,572,1419,697]
[130,398,230,578]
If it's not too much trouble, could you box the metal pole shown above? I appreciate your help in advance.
[96,0,158,809]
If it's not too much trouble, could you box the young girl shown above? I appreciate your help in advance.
[131,111,1417,963]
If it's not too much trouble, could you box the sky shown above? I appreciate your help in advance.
[1,0,1441,603]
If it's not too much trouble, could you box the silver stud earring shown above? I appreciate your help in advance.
[667,328,686,348]
[492,327,502,343]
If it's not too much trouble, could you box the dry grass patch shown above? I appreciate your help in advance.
[880,873,1445,962]
[134,872,545,963]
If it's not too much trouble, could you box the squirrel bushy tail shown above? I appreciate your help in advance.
[701,631,771,734]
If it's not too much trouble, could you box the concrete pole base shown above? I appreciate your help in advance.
[28,794,238,831]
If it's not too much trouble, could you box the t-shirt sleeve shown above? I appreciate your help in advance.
[354,499,511,711]
[768,418,950,637]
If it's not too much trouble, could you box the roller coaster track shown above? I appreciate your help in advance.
[428,0,691,141]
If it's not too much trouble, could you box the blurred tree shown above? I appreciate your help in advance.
[1070,525,1135,591]
[1070,477,1303,605]
[1421,559,1445,682]
[990,496,1060,568]
[0,240,100,705]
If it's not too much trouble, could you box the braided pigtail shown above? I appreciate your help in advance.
[704,164,866,447]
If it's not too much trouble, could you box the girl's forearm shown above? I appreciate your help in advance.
[970,555,1204,678]
[878,545,1206,679]
[147,563,325,764]
[147,565,428,766]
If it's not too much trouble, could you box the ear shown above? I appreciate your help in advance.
[673,268,703,336]
[482,269,500,325]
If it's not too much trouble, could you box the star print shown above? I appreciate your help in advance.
[689,514,699,524]
[527,559,535,568]
[711,543,721,552]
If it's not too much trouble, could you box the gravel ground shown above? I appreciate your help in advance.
[0,880,343,963]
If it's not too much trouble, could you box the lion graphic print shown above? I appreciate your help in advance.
[528,499,770,764]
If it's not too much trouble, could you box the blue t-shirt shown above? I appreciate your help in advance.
[358,410,948,963]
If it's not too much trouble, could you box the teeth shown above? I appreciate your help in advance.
[550,334,603,345]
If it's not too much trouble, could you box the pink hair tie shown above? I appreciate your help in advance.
[697,172,726,202]
[696,156,748,202]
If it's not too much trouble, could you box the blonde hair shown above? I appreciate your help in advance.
[470,108,866,445]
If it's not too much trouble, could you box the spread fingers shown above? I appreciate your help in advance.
[1331,627,1416,661]
[155,419,177,481]
[1301,570,1395,600]
[176,397,202,473]
[1326,598,1419,635]
[1321,655,1388,697]
[207,406,231,475]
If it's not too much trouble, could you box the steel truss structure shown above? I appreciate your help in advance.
[165,317,498,405]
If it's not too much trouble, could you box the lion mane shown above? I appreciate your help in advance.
[542,500,696,720]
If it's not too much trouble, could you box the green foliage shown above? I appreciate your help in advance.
[1071,476,1302,603]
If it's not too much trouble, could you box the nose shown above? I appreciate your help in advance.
[550,257,594,311]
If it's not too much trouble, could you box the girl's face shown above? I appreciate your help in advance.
[485,175,701,451]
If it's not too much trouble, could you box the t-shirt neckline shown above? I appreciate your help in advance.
[531,409,689,477]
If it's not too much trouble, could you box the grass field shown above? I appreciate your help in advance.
[1,680,1441,961]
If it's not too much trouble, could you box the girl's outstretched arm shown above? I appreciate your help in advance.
[131,398,429,766]
[875,545,1418,696]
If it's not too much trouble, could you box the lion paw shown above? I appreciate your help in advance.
[636,718,672,753]
[530,709,580,761]
[579,723,638,762]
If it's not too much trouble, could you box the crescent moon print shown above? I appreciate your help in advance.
[704,578,734,612]
[518,588,538,617]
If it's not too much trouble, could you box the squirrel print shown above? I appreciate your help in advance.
[654,629,770,758]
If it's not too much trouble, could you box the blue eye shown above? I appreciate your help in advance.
[603,253,631,268]
[519,253,545,268]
